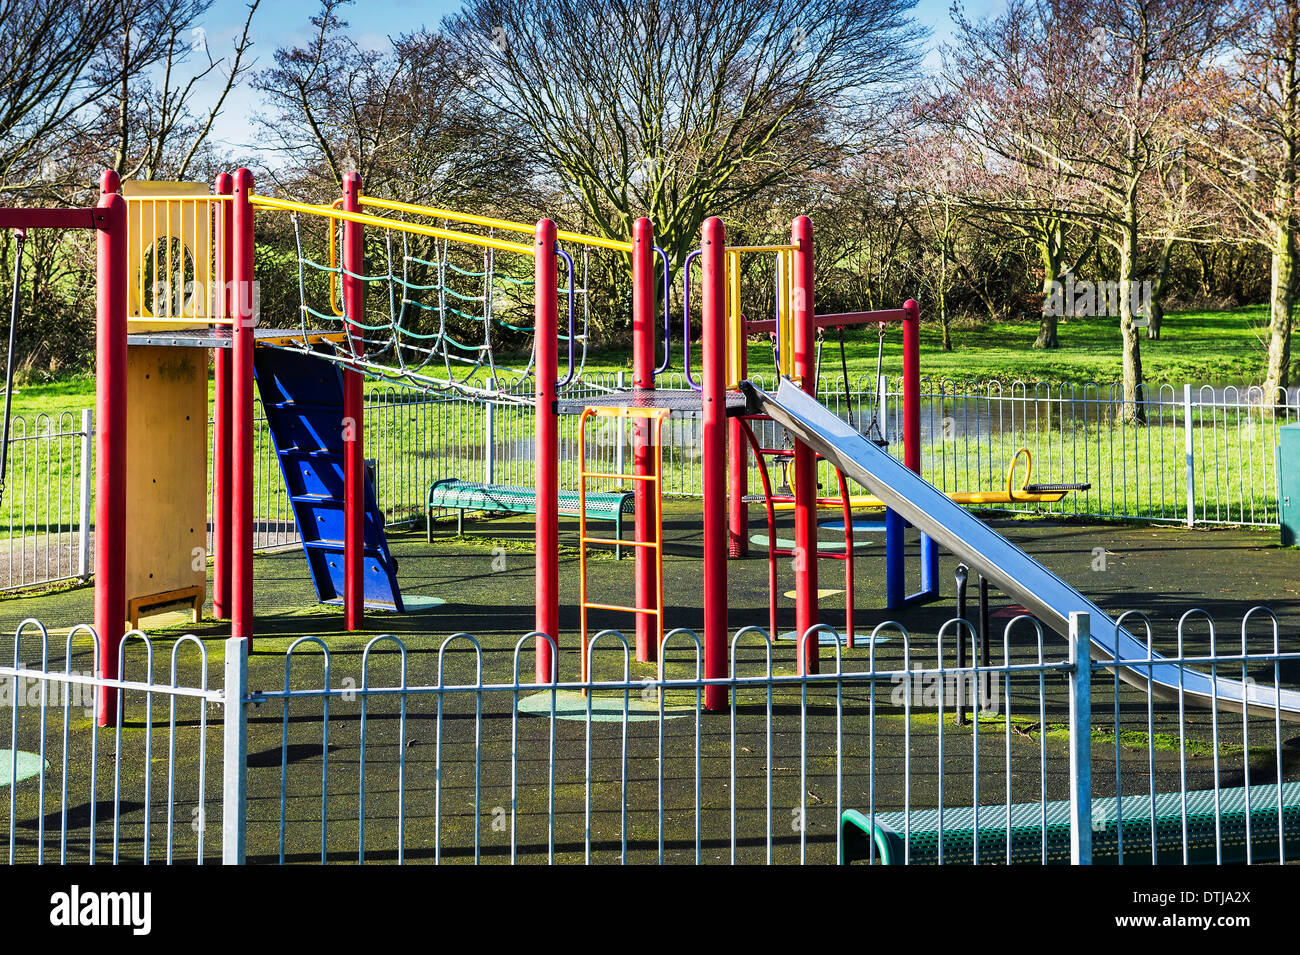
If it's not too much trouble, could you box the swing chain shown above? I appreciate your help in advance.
[0,228,25,508]
[862,321,887,447]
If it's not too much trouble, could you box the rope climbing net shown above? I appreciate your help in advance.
[249,193,657,405]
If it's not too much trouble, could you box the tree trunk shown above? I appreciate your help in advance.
[1146,237,1174,340]
[937,285,952,351]
[1146,294,1164,342]
[1118,205,1146,424]
[938,242,952,351]
[1264,223,1295,399]
[1034,222,1063,349]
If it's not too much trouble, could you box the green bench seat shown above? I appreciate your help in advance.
[841,781,1300,864]
[426,478,635,558]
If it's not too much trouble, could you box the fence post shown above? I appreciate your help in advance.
[222,635,248,864]
[78,408,93,580]
[615,371,626,475]
[1183,384,1195,528]
[484,377,496,485]
[1068,610,1093,865]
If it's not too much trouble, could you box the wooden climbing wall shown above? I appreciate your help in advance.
[124,344,208,623]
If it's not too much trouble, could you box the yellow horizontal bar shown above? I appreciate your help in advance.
[727,244,798,254]
[124,195,232,202]
[359,195,634,253]
[582,537,658,549]
[257,332,347,346]
[127,317,234,326]
[584,406,672,420]
[247,193,534,256]
[769,490,1069,510]
[580,471,657,482]
[582,602,660,616]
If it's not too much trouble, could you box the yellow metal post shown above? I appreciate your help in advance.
[577,406,670,688]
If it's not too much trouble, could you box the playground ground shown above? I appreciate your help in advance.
[3,505,1299,863]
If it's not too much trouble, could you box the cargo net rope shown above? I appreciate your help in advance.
[249,194,626,404]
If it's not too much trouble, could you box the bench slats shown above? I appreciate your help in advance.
[426,479,634,557]
[842,781,1300,865]
[429,481,633,517]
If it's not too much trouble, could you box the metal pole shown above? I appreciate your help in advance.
[534,219,559,683]
[728,312,749,558]
[955,564,968,725]
[484,377,496,485]
[93,170,127,728]
[1184,383,1195,528]
[791,215,819,675]
[342,172,365,631]
[615,371,626,475]
[212,172,233,620]
[902,299,920,473]
[78,408,92,580]
[222,635,248,864]
[632,217,657,663]
[978,574,990,666]
[979,573,991,717]
[1068,611,1093,865]
[231,168,255,645]
[701,216,729,710]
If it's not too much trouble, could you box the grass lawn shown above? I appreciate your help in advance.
[588,303,1286,387]
[0,305,1287,422]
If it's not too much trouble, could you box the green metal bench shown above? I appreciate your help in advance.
[841,781,1300,864]
[426,478,635,558]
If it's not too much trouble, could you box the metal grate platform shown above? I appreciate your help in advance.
[557,388,750,419]
[126,327,346,349]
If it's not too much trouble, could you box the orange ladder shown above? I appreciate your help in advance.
[577,405,670,684]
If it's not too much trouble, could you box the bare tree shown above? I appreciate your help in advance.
[933,1,1094,349]
[253,0,532,210]
[442,0,924,267]
[0,0,164,192]
[969,0,1235,419]
[100,0,261,182]
[1191,0,1300,396]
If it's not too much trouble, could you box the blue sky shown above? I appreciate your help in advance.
[197,0,1007,157]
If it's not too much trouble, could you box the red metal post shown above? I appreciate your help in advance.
[212,173,233,620]
[902,298,921,473]
[791,216,819,675]
[94,171,127,727]
[701,217,729,711]
[342,173,365,631]
[534,220,560,683]
[231,168,256,644]
[631,217,657,662]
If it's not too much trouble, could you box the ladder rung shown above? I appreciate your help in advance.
[582,601,660,616]
[582,536,657,549]
[579,471,657,482]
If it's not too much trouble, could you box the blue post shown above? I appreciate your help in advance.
[885,507,904,609]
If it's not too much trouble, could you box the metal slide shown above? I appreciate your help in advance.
[744,378,1300,721]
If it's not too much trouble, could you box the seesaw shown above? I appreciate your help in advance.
[768,447,1089,510]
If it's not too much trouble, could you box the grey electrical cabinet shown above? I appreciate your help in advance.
[1281,422,1300,546]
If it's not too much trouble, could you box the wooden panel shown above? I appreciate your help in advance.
[125,345,208,617]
